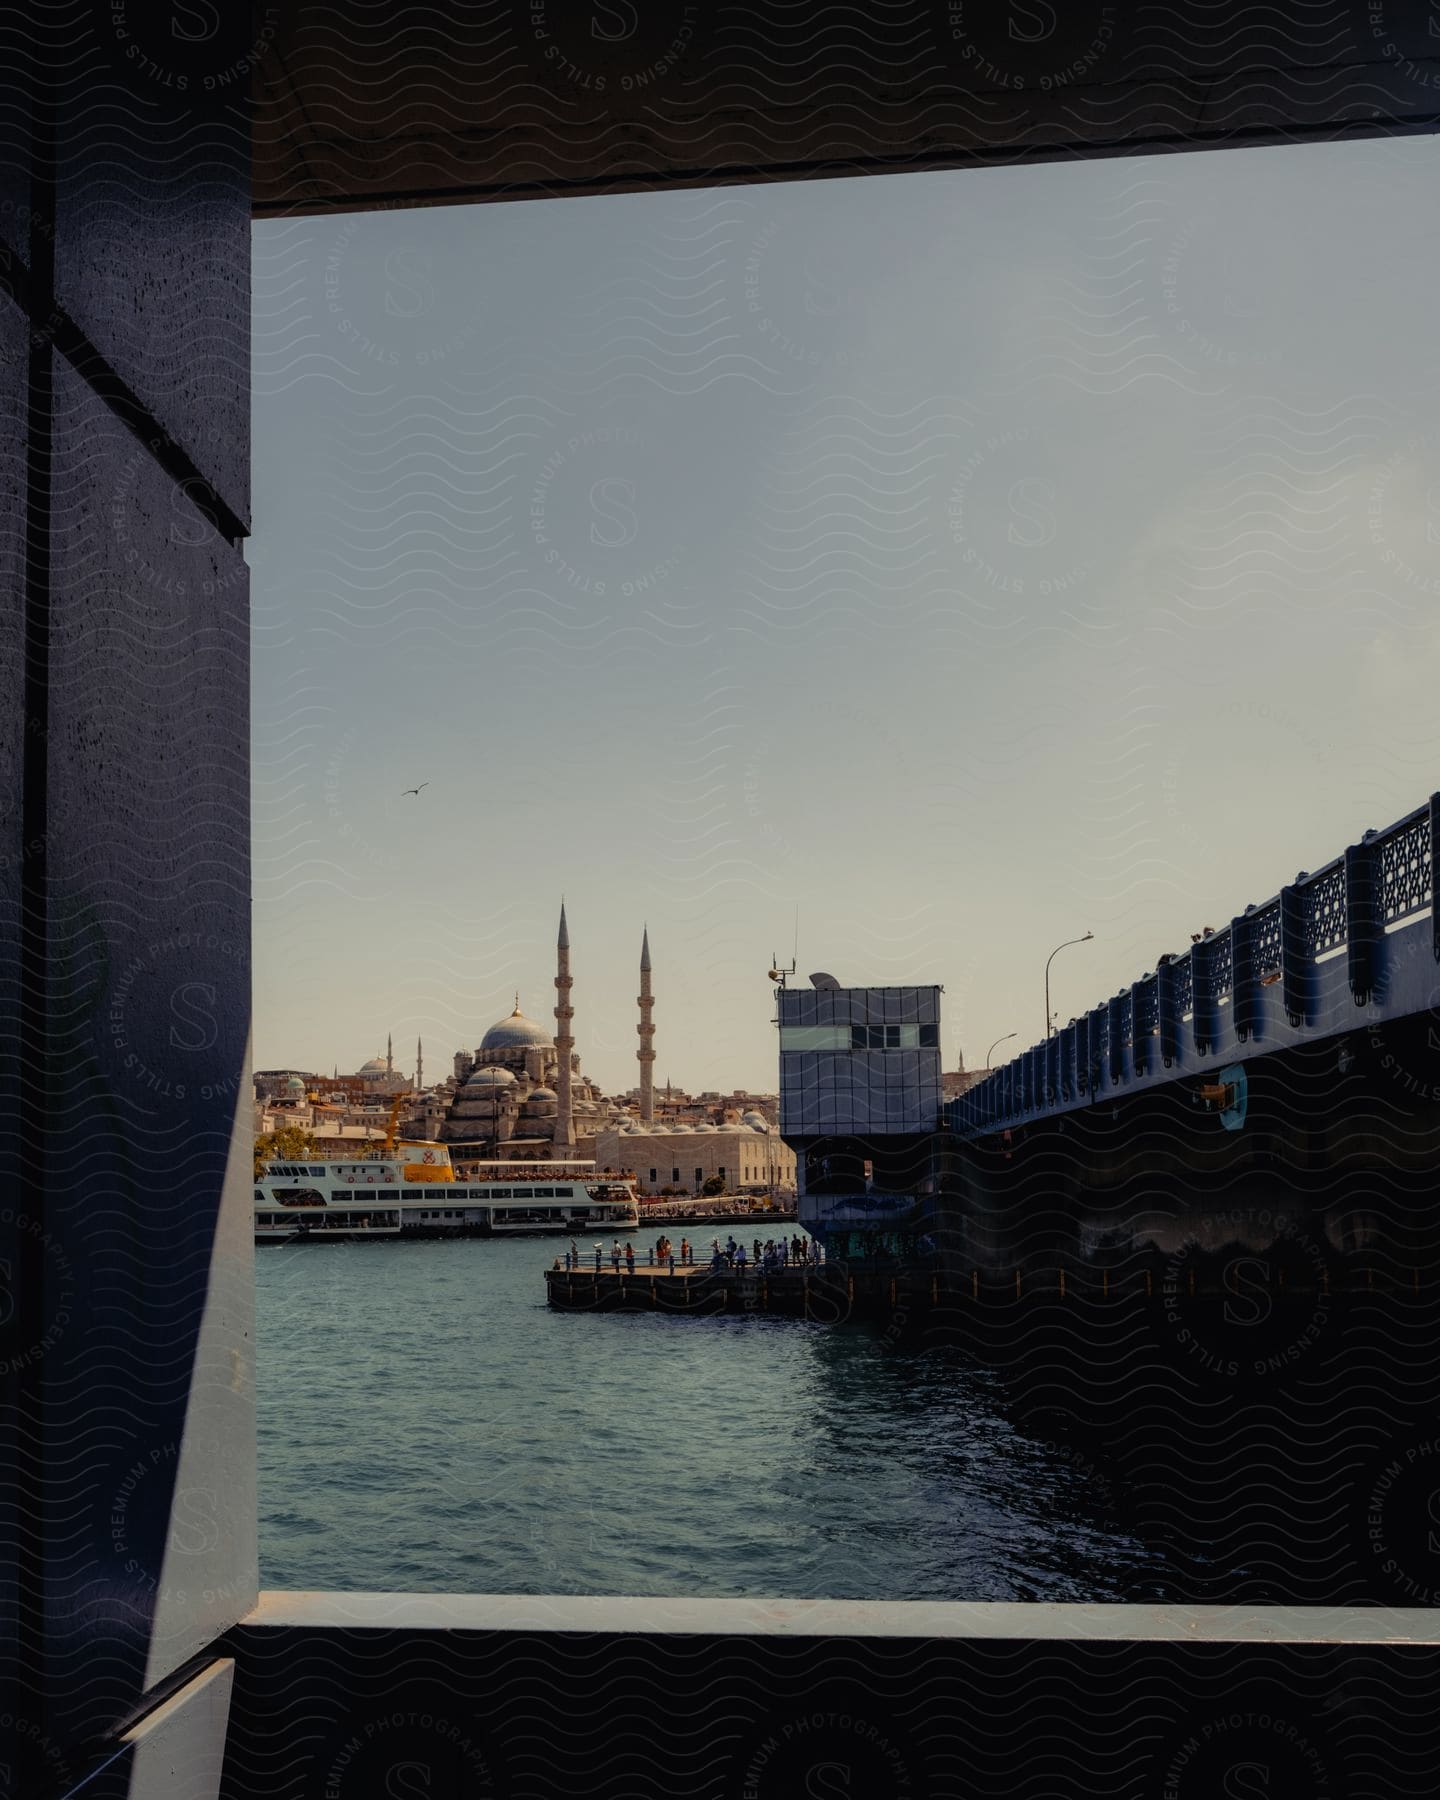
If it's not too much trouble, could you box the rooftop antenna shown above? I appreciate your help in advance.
[767,947,796,989]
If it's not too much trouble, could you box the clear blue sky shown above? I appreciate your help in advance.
[251,134,1440,1092]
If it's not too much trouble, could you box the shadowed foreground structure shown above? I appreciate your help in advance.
[3,6,1440,1795]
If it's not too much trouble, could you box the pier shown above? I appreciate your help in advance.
[546,1258,933,1319]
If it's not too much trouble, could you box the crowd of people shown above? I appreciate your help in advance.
[558,1232,823,1274]
[709,1233,821,1272]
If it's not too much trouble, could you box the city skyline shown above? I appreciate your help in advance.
[252,134,1440,1092]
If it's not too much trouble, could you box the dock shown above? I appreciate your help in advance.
[544,1258,943,1319]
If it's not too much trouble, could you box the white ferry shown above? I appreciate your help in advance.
[254,1142,639,1243]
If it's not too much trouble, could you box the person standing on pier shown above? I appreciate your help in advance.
[625,1242,635,1274]
[611,1240,622,1272]
[681,1236,690,1266]
[735,1242,748,1272]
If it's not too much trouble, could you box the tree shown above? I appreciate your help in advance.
[255,1123,319,1182]
[701,1174,726,1197]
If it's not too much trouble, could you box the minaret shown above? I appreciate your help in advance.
[553,901,575,1153]
[386,1032,393,1075]
[637,924,656,1123]
[416,1036,423,1092]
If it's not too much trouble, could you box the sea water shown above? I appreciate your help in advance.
[256,1231,1166,1599]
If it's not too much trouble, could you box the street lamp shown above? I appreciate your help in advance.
[986,1032,1017,1072]
[1045,932,1094,1038]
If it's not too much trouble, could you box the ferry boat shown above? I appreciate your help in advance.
[254,1142,639,1243]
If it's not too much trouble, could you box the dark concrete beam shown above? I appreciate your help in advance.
[221,1595,1440,1800]
[252,2,1440,218]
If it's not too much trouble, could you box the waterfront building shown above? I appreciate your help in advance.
[592,1119,796,1196]
[265,917,783,1173]
[777,981,946,1258]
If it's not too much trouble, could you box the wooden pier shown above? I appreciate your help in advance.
[544,1259,943,1320]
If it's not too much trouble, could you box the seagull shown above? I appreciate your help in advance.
[401,783,429,797]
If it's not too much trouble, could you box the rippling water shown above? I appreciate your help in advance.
[257,1232,1166,1599]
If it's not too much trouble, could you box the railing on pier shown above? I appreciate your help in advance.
[559,1243,824,1275]
[953,794,1437,1139]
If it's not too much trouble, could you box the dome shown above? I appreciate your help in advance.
[285,1074,305,1092]
[741,1110,767,1126]
[359,1057,387,1073]
[479,1003,553,1052]
[529,1086,557,1102]
[465,1066,516,1089]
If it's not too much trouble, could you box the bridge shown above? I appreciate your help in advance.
[952,794,1438,1139]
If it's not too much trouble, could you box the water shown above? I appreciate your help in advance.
[257,1232,1166,1599]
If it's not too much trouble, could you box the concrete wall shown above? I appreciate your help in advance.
[1,18,256,1794]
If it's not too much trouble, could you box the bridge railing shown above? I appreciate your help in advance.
[953,793,1436,1137]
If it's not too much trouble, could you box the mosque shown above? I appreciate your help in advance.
[413,905,794,1193]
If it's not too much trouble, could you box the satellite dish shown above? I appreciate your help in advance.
[809,971,841,990]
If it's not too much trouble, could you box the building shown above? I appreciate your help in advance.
[593,1118,796,1197]
[778,981,946,1257]
[261,918,787,1182]
[436,904,617,1160]
[325,1035,416,1103]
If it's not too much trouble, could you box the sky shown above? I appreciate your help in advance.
[251,134,1440,1093]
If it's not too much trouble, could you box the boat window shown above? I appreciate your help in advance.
[553,1186,574,1197]
[254,1189,265,1202]
[309,1166,326,1176]
[273,1187,325,1207]
[533,1187,554,1198]
[377,1189,398,1200]
[330,1191,351,1204]
[491,1189,511,1199]
[401,1189,423,1199]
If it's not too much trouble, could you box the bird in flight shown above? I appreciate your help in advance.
[401,783,429,797]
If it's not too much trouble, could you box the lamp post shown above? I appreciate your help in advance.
[1045,932,1094,1038]
[985,1032,1017,1073]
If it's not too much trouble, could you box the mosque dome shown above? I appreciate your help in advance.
[529,1086,557,1102]
[465,1066,516,1089]
[479,1003,553,1052]
[359,1057,387,1073]
[285,1074,305,1093]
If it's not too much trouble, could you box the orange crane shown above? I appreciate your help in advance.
[381,1090,413,1154]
